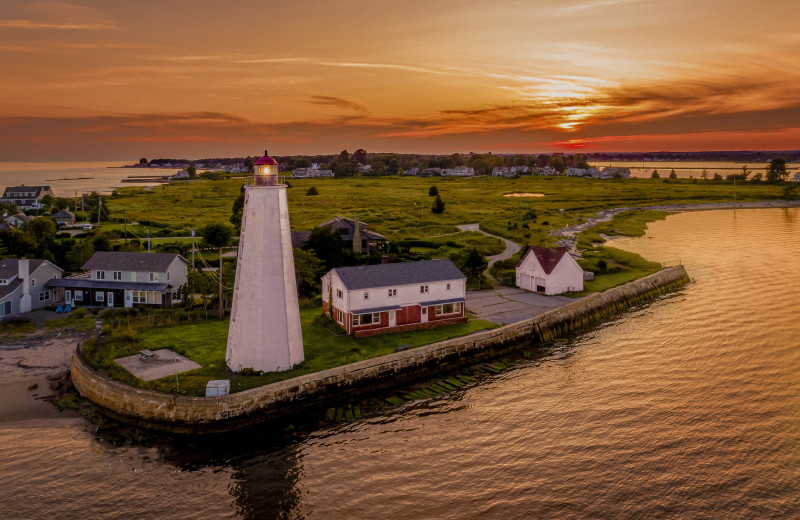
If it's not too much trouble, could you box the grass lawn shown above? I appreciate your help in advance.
[84,308,497,394]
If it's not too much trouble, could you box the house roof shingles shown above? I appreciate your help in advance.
[82,252,185,272]
[517,246,570,275]
[332,259,465,291]
[0,258,47,279]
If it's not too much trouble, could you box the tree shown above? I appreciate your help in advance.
[548,156,566,174]
[306,186,319,196]
[92,235,112,252]
[139,157,148,166]
[701,170,709,180]
[305,225,352,269]
[338,149,350,163]
[66,240,95,270]
[25,217,56,243]
[750,172,763,183]
[41,195,56,208]
[387,158,400,175]
[713,172,723,181]
[766,158,788,183]
[450,247,487,286]
[439,156,456,169]
[432,195,446,214]
[201,223,233,317]
[293,248,325,298]
[651,170,660,179]
[230,189,245,231]
[428,185,439,197]
[353,149,367,164]
[669,169,677,179]
[186,165,197,178]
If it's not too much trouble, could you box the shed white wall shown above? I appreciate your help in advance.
[226,185,304,372]
[516,252,583,295]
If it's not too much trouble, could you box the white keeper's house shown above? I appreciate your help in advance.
[516,246,584,295]
[322,259,467,337]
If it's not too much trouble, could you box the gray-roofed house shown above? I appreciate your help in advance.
[52,209,76,226]
[321,258,467,337]
[0,185,55,210]
[0,258,63,318]
[47,251,189,308]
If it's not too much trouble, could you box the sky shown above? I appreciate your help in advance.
[1,0,799,161]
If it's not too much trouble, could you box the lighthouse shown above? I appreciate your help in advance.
[226,150,304,372]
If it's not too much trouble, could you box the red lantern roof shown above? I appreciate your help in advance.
[255,149,277,165]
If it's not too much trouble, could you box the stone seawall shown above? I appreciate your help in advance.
[71,266,690,433]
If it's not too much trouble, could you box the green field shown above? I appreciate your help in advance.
[108,175,785,247]
[83,308,497,394]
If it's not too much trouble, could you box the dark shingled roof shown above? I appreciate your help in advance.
[331,259,465,290]
[82,252,186,272]
[516,246,569,275]
[52,209,75,219]
[0,278,22,301]
[0,258,48,280]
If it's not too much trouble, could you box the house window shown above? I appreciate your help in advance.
[74,291,83,302]
[95,291,105,302]
[337,310,343,324]
[446,283,451,290]
[113,271,122,280]
[149,272,158,281]
[39,291,50,302]
[388,289,397,297]
[435,303,461,315]
[352,312,380,326]
[363,291,369,300]
[31,278,36,287]
[420,285,429,294]
[336,289,343,299]
[167,272,170,281]
[96,270,105,280]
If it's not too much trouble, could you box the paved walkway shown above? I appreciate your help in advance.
[457,223,523,281]
[467,287,575,326]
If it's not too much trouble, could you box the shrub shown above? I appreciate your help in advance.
[306,186,319,196]
[431,195,446,214]
[428,185,439,196]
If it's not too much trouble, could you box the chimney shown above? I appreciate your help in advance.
[18,258,32,313]
[352,215,362,254]
[18,258,29,283]
[381,254,389,264]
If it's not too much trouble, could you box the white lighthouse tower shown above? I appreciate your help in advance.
[226,150,304,372]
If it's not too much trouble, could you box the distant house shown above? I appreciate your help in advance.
[320,216,386,254]
[321,259,467,337]
[170,169,190,180]
[47,252,188,308]
[516,246,584,295]
[600,167,631,178]
[404,167,420,176]
[421,167,442,176]
[792,172,800,182]
[292,168,333,178]
[534,166,558,176]
[3,212,32,228]
[492,167,513,177]
[452,167,475,176]
[566,167,587,177]
[52,209,76,226]
[0,258,63,317]
[1,185,55,210]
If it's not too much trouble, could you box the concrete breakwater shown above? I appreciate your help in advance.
[71,266,690,433]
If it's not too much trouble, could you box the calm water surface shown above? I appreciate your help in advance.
[0,161,169,195]
[1,208,798,519]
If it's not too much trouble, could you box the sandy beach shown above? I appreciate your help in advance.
[0,333,93,426]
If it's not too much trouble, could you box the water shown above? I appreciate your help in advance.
[1,208,799,519]
[0,161,170,195]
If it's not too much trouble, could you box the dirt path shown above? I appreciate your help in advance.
[457,223,523,281]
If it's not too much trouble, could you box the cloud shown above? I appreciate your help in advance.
[1,2,118,31]
[305,96,367,113]
[0,20,115,30]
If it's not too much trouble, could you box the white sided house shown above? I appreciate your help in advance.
[516,246,583,295]
[322,259,467,337]
[47,252,188,308]
[0,258,63,317]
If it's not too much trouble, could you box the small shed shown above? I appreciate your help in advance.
[53,209,76,226]
[516,246,584,295]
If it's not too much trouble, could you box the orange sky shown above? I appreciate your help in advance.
[1,0,799,160]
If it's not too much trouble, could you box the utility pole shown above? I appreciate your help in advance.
[218,249,223,318]
[190,229,196,269]
[81,194,85,221]
[147,228,150,253]
[97,197,102,228]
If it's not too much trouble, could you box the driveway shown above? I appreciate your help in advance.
[467,287,575,326]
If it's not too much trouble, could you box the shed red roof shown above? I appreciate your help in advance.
[517,246,569,275]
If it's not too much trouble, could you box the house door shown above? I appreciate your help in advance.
[421,306,428,323]
[107,292,114,307]
[389,311,396,327]
[65,290,71,305]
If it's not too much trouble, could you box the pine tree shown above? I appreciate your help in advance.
[432,195,445,214]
